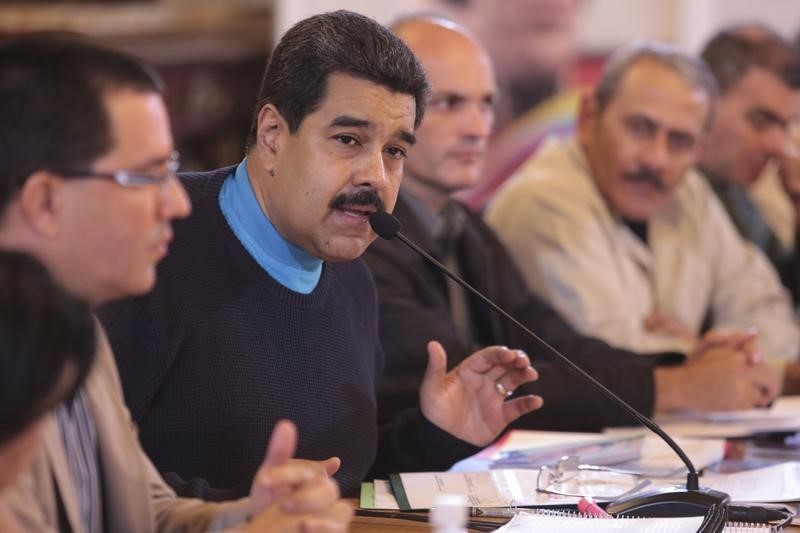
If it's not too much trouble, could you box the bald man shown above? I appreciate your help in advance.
[363,17,772,433]
[435,0,581,128]
[435,0,584,211]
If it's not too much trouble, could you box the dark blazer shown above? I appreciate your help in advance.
[364,193,679,431]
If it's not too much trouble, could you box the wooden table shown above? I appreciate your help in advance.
[351,514,432,531]
[350,512,800,532]
[348,502,799,532]
[351,510,506,532]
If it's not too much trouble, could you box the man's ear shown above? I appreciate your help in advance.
[577,89,599,127]
[17,171,63,238]
[255,104,287,167]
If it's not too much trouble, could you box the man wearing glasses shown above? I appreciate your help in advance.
[57,150,181,186]
[0,34,352,532]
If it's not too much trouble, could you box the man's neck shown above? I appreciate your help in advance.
[401,174,450,214]
[222,158,323,294]
[697,150,730,187]
[8,248,100,307]
[38,250,105,307]
[243,151,310,253]
[245,153,273,221]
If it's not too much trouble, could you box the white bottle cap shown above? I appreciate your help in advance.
[430,494,468,531]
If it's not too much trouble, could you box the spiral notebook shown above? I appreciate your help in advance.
[493,509,778,533]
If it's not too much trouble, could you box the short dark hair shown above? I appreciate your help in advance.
[702,26,800,94]
[247,10,429,146]
[0,32,163,215]
[0,250,96,446]
[595,41,718,129]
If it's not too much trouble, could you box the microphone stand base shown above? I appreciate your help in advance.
[605,485,730,518]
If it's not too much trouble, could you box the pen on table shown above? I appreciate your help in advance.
[470,507,518,517]
[354,509,500,532]
[578,496,612,518]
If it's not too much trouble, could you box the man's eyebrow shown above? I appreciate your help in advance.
[330,115,371,129]
[129,153,176,172]
[667,128,696,142]
[399,130,416,146]
[751,107,789,127]
[330,115,416,145]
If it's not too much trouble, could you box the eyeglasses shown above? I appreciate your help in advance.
[54,151,180,187]
[536,455,651,501]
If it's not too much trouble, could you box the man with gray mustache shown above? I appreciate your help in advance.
[487,41,800,378]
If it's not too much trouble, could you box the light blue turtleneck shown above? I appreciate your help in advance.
[219,160,323,294]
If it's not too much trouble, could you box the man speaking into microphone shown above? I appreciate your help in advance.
[363,15,779,432]
[98,9,542,502]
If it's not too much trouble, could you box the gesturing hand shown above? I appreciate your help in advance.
[419,341,542,447]
[247,420,352,532]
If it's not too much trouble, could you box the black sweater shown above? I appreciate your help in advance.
[98,168,476,500]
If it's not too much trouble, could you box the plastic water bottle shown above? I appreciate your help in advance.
[430,494,468,533]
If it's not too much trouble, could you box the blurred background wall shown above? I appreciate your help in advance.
[274,0,800,51]
[0,0,274,170]
[1,0,799,169]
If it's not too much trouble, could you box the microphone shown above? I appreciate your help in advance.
[370,211,729,518]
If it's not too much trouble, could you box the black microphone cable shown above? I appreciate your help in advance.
[727,505,794,528]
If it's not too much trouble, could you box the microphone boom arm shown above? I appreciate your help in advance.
[392,230,701,491]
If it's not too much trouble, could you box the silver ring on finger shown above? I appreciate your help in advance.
[495,381,513,398]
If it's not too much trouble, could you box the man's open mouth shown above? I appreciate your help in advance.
[336,205,377,218]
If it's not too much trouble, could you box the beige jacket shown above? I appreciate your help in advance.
[0,322,250,532]
[487,137,800,362]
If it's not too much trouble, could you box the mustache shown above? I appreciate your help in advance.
[330,189,385,212]
[623,168,666,191]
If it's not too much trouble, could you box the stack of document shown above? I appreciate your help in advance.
[604,430,727,477]
[380,468,642,510]
[361,429,731,510]
[451,429,726,478]
[361,462,800,511]
[451,430,645,472]
[702,462,800,503]
[654,395,800,439]
[361,430,800,511]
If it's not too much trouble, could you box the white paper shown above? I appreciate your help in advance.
[450,430,643,472]
[399,470,546,509]
[453,428,725,478]
[397,469,642,509]
[671,395,800,423]
[612,434,726,477]
[372,479,399,509]
[655,395,800,438]
[702,461,800,502]
[494,512,704,533]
